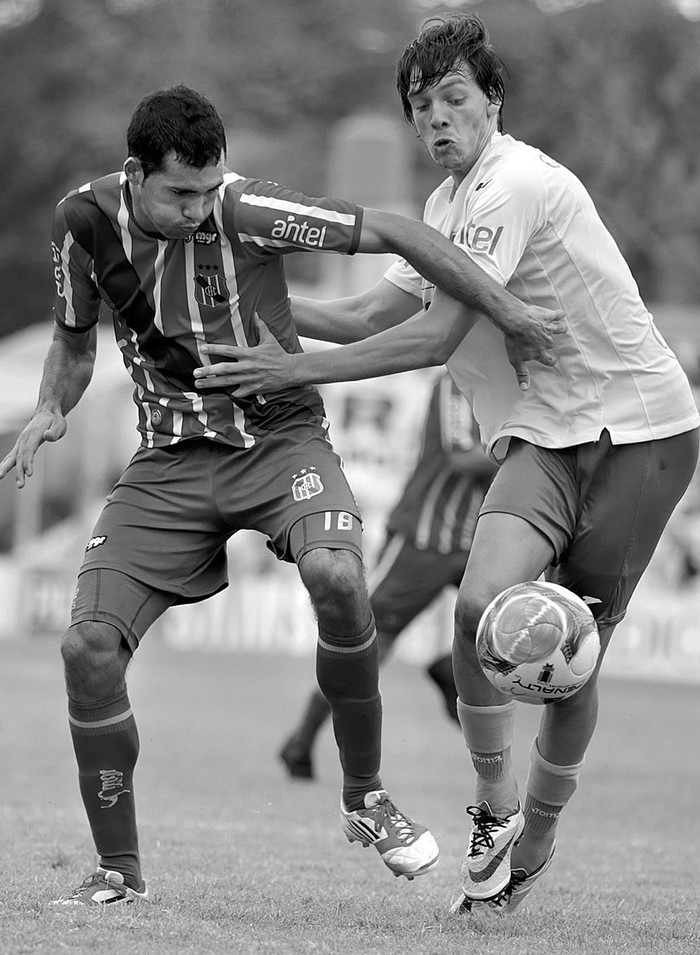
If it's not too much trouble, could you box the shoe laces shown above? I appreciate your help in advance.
[66,871,107,899]
[367,794,415,843]
[466,804,503,856]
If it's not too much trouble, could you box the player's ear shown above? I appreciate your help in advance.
[486,97,501,118]
[124,157,145,186]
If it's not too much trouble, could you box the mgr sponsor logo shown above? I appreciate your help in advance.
[185,230,220,245]
[271,215,328,248]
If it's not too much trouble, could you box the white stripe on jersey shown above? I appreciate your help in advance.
[237,191,357,226]
[212,199,255,449]
[367,533,405,596]
[151,241,167,335]
[183,239,209,361]
[415,470,451,552]
[117,189,133,265]
[212,200,246,344]
[57,234,79,329]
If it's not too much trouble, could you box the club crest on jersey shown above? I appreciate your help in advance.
[194,272,229,307]
[292,467,324,501]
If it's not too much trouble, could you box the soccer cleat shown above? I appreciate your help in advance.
[459,801,524,900]
[487,841,557,913]
[278,735,315,780]
[340,789,439,880]
[51,867,148,906]
[425,656,459,723]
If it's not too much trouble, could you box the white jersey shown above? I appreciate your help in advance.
[384,132,699,463]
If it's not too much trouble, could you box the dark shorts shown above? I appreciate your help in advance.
[368,533,467,635]
[480,428,699,626]
[71,425,363,649]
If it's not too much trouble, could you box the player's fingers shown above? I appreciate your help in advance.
[253,315,275,342]
[514,362,530,391]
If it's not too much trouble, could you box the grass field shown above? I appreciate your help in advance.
[1,633,699,955]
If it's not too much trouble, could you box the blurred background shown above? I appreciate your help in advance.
[1,0,699,685]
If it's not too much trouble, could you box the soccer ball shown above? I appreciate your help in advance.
[475,581,600,705]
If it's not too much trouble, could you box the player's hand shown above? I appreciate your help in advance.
[501,303,567,391]
[194,317,299,398]
[0,410,67,488]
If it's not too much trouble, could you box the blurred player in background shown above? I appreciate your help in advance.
[0,84,562,906]
[194,14,700,914]
[280,371,496,779]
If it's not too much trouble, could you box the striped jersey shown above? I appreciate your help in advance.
[51,170,363,448]
[387,373,490,554]
[384,132,699,464]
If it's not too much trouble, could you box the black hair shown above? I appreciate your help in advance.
[396,14,506,130]
[126,85,227,178]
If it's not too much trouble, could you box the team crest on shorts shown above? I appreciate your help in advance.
[292,467,324,501]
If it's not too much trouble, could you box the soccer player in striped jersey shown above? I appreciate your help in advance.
[280,371,496,779]
[0,84,562,907]
[194,15,700,915]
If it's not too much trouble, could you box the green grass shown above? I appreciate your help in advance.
[1,634,699,954]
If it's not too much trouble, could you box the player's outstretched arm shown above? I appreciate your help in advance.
[357,208,566,380]
[194,293,475,398]
[291,279,420,344]
[0,324,97,488]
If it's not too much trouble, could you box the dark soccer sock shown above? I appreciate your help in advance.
[315,617,382,811]
[68,689,142,890]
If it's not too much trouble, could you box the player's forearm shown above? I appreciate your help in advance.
[360,209,519,331]
[286,309,469,385]
[35,325,96,416]
[290,295,367,343]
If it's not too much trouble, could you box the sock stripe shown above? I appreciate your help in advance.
[69,708,134,732]
[317,630,376,656]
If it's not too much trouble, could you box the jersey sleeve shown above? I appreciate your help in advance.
[51,193,101,331]
[223,176,364,255]
[459,162,545,286]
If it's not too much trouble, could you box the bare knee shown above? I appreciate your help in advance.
[454,589,485,645]
[298,548,369,632]
[61,621,130,701]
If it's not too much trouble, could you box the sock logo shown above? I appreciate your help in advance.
[98,769,131,809]
[528,806,560,818]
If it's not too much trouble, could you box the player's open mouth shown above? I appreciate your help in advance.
[433,138,453,149]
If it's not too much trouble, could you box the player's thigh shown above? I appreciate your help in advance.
[459,439,564,618]
[557,429,699,626]
[71,567,176,653]
[369,534,466,634]
[234,424,363,564]
[81,444,230,604]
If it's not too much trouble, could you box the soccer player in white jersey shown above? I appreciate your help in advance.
[194,14,700,913]
[0,83,561,906]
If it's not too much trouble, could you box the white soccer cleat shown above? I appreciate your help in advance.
[51,867,148,906]
[459,801,524,900]
[340,789,439,880]
[489,841,557,913]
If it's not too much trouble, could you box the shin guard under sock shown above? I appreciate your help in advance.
[316,617,382,809]
[524,737,585,837]
[68,689,142,890]
[457,699,518,812]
